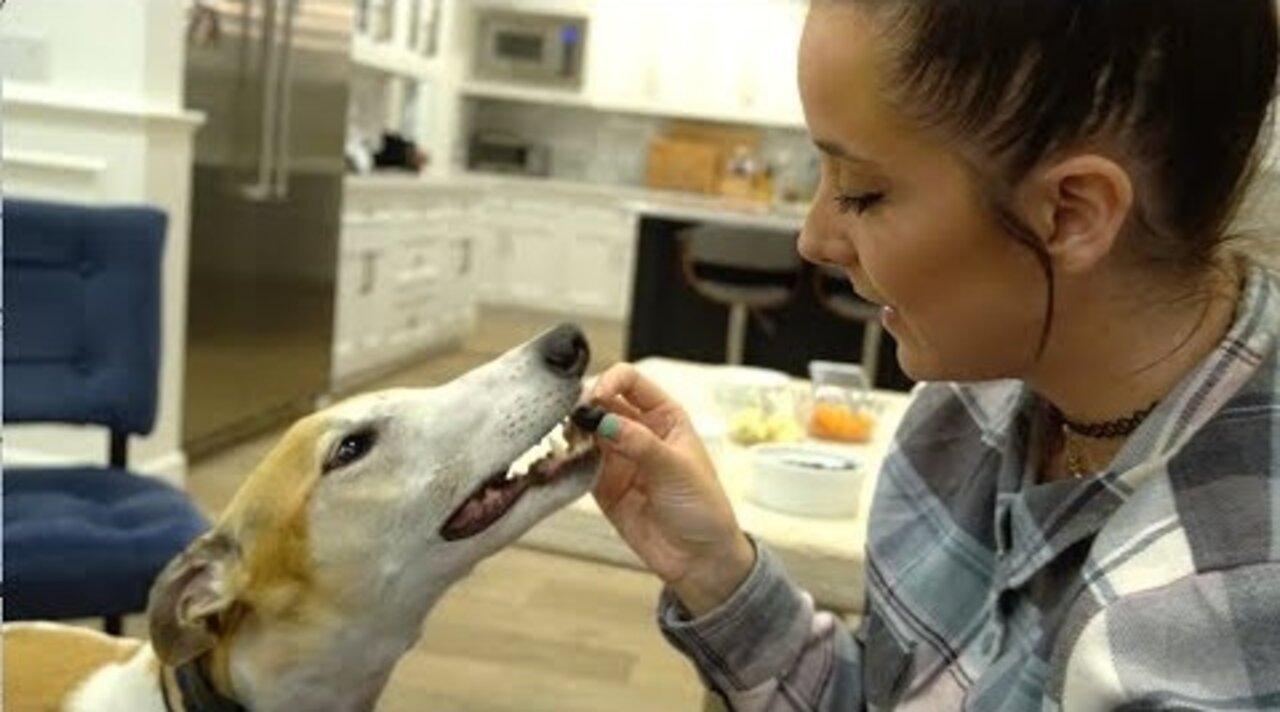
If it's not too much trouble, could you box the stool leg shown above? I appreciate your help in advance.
[726,304,748,366]
[862,321,884,388]
[104,615,124,636]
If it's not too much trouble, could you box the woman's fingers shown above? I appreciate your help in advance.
[592,450,635,512]
[601,394,645,422]
[590,363,677,413]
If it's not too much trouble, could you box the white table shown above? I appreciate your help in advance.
[518,358,914,614]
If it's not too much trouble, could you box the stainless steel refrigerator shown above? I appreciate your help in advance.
[183,0,352,454]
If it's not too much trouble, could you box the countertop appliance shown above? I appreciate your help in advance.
[472,8,587,89]
[467,132,551,176]
[183,0,352,453]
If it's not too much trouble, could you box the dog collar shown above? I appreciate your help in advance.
[161,660,249,712]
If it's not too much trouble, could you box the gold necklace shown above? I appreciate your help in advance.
[1048,402,1157,481]
[1060,428,1092,480]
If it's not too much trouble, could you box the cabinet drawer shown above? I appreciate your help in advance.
[395,237,444,286]
[385,296,439,350]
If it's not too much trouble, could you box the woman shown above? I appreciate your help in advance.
[581,1,1280,709]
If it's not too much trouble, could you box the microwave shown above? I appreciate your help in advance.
[473,9,588,89]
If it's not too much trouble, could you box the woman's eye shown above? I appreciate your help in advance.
[834,192,885,215]
[325,430,377,473]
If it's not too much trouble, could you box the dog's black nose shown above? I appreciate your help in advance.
[538,324,590,378]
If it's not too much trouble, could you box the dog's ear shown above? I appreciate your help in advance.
[147,532,241,666]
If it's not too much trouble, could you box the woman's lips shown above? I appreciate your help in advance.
[880,305,901,331]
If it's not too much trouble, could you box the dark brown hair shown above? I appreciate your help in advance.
[855,0,1278,349]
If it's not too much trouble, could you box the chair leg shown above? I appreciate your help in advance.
[862,322,884,389]
[103,615,124,636]
[726,304,748,366]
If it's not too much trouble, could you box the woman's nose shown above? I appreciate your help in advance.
[797,201,851,268]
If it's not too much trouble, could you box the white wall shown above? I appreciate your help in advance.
[2,0,202,486]
[1,0,184,108]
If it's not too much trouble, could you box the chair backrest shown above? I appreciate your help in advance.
[3,199,166,435]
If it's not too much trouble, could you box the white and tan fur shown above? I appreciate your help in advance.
[4,329,599,712]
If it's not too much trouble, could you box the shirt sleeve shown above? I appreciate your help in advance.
[657,540,865,711]
[1056,563,1280,710]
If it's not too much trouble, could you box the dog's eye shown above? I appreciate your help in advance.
[325,430,376,473]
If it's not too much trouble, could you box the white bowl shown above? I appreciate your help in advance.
[747,444,864,518]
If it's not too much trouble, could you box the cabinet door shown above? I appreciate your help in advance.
[589,0,806,126]
[565,209,637,320]
[590,2,735,120]
[427,197,479,337]
[333,248,366,381]
[333,213,395,383]
[506,228,563,307]
[471,197,512,304]
[651,4,726,118]
[751,1,807,127]
[587,0,662,111]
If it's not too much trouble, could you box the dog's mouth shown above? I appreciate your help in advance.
[440,415,597,541]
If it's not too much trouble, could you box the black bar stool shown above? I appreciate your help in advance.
[678,225,802,365]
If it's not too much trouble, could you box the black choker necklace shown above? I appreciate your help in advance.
[1052,402,1159,440]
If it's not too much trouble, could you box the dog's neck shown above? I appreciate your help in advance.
[181,583,451,712]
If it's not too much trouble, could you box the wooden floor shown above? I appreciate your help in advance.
[180,308,707,711]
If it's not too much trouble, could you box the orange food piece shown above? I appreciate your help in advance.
[809,403,876,443]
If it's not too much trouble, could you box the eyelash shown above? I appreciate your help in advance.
[834,192,885,216]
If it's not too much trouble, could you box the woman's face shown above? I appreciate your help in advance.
[798,3,1048,382]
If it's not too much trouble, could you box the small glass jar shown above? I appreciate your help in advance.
[806,361,876,443]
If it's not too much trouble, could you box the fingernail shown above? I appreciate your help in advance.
[598,413,622,442]
[571,405,607,432]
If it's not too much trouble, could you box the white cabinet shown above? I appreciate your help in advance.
[745,2,807,126]
[473,197,514,303]
[333,213,396,380]
[333,179,479,387]
[585,2,662,110]
[469,191,637,320]
[587,0,807,127]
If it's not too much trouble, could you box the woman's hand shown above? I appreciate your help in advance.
[583,363,756,616]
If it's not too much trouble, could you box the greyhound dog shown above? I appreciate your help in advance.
[5,324,601,712]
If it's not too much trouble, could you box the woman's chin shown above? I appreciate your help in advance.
[896,349,944,382]
[896,344,1025,384]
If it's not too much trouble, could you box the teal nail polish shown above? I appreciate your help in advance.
[598,413,622,442]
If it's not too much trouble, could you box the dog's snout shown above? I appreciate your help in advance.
[538,324,590,378]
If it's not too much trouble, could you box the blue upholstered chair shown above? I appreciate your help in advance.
[3,198,210,635]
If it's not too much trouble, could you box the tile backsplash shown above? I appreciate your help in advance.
[461,97,818,192]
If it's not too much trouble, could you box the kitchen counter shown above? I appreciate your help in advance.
[517,357,915,614]
[345,171,809,232]
[625,193,807,232]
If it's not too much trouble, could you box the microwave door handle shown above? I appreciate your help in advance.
[272,0,299,200]
[241,0,283,202]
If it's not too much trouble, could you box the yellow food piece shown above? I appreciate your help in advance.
[766,413,805,443]
[729,407,770,445]
[729,408,803,445]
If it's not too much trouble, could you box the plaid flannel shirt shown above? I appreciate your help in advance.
[659,264,1280,711]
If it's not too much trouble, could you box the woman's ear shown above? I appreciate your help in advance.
[147,533,242,666]
[1031,154,1135,275]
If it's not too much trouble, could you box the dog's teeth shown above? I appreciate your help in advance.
[550,430,569,456]
[508,438,553,480]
